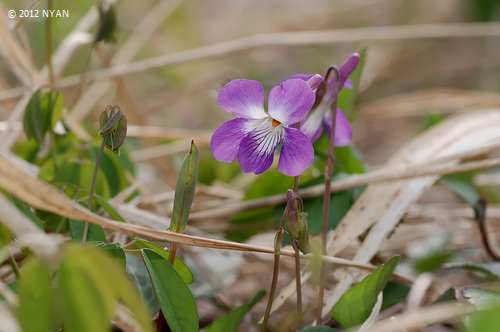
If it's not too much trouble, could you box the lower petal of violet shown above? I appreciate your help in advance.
[210,117,256,162]
[277,127,314,176]
[237,120,283,174]
[324,108,353,146]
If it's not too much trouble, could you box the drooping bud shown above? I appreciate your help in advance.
[306,74,323,91]
[99,105,127,154]
[311,80,327,110]
[337,53,360,92]
[295,211,309,254]
[285,189,309,254]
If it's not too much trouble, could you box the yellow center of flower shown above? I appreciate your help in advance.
[271,119,281,127]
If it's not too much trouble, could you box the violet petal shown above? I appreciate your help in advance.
[338,53,360,88]
[277,127,314,176]
[285,74,323,90]
[268,79,315,125]
[324,108,353,146]
[286,74,315,81]
[301,109,325,143]
[210,118,258,162]
[238,120,283,174]
[218,79,267,119]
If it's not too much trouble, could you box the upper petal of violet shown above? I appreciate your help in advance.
[285,74,323,91]
[277,127,314,176]
[338,53,360,88]
[218,79,267,119]
[210,117,259,162]
[268,79,315,125]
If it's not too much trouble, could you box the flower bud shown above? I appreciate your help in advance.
[285,190,309,254]
[295,211,309,254]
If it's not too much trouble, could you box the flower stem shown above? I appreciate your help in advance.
[8,255,20,279]
[46,0,54,86]
[292,121,303,328]
[261,229,283,331]
[50,131,58,172]
[83,136,107,243]
[293,241,303,329]
[261,195,303,331]
[317,74,340,324]
[475,198,500,261]
[169,244,177,264]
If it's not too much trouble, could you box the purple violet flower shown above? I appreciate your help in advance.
[298,53,360,144]
[210,78,316,176]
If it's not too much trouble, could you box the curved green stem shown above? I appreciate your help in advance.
[82,137,107,243]
[261,229,283,331]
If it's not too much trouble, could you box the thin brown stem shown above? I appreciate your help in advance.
[46,0,54,86]
[262,229,283,331]
[317,72,340,324]
[262,195,303,330]
[83,137,107,243]
[475,198,500,261]
[292,122,303,329]
[168,243,178,264]
[293,242,303,329]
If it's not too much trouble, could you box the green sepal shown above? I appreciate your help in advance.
[170,141,199,234]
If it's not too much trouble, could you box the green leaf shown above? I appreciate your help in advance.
[95,3,117,43]
[469,304,500,332]
[59,246,152,332]
[439,174,479,207]
[381,281,410,311]
[142,249,198,332]
[0,223,11,249]
[414,251,453,273]
[79,161,111,201]
[23,89,44,143]
[102,243,125,270]
[91,193,126,222]
[18,257,52,332]
[408,235,453,273]
[433,287,456,304]
[170,141,199,234]
[444,262,500,280]
[23,88,64,144]
[135,239,193,284]
[59,250,116,332]
[206,289,265,332]
[303,189,352,235]
[463,287,500,310]
[466,0,500,21]
[332,255,400,328]
[334,145,366,174]
[125,253,159,314]
[9,194,44,229]
[69,219,106,242]
[90,146,129,197]
[50,90,64,130]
